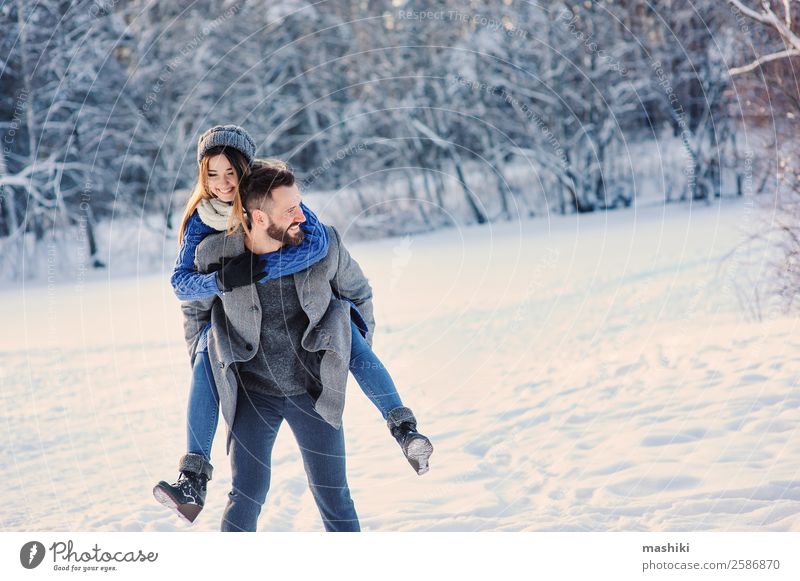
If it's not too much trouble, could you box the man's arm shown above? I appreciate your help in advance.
[329,226,376,347]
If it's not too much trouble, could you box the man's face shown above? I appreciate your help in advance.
[252,183,306,246]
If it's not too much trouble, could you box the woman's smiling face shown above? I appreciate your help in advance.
[206,154,238,202]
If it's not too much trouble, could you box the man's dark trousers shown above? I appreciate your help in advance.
[221,387,360,532]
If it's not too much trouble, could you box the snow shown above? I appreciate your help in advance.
[1,199,798,532]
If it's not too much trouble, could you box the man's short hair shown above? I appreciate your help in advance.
[241,159,295,213]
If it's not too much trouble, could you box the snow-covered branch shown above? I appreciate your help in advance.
[727,0,800,74]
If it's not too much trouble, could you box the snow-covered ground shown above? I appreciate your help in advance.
[1,199,798,532]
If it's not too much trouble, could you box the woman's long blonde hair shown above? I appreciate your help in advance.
[177,146,251,244]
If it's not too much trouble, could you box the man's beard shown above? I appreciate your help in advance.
[267,222,304,247]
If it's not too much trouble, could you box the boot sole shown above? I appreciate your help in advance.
[152,484,202,524]
[405,436,434,475]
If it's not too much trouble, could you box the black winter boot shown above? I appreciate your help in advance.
[153,453,213,524]
[387,406,433,475]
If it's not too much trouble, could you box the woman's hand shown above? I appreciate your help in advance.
[209,251,268,292]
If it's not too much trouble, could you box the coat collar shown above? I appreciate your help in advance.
[219,229,246,257]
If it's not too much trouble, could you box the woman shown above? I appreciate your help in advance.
[153,125,433,524]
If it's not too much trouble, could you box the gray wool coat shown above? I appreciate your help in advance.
[181,224,375,455]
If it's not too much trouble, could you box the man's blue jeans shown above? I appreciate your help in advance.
[221,388,360,532]
[186,320,403,461]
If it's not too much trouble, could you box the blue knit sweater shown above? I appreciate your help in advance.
[171,212,220,301]
[171,209,370,349]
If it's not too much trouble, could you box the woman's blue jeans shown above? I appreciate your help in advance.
[348,319,404,420]
[186,320,403,462]
[186,349,220,461]
[221,388,360,532]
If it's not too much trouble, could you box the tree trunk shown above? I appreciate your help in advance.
[84,205,105,268]
[449,150,488,225]
[405,169,432,229]
[0,153,19,238]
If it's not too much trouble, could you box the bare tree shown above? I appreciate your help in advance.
[725,0,800,314]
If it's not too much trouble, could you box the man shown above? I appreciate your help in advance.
[181,160,374,532]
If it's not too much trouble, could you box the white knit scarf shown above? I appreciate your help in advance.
[196,197,233,231]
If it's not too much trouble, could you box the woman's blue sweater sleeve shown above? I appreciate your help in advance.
[171,213,221,301]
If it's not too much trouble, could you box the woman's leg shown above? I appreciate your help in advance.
[348,320,403,420]
[221,389,283,532]
[186,350,220,462]
[348,322,434,475]
[153,349,218,522]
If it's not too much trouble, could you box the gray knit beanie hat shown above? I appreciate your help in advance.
[196,124,256,166]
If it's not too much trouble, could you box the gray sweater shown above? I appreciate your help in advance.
[233,274,322,397]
